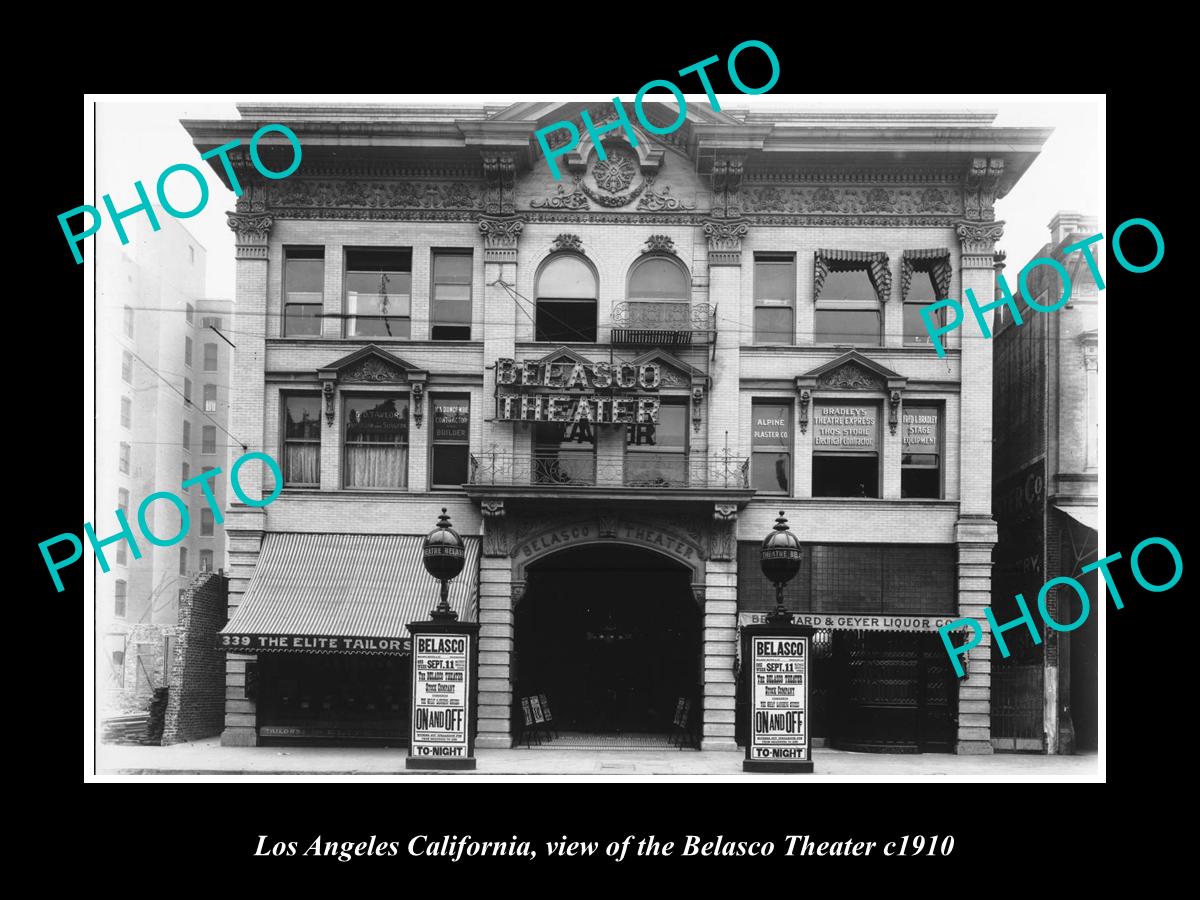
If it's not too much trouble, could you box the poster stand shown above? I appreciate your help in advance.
[742,623,814,773]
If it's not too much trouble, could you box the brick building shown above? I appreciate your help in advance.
[96,216,234,709]
[991,212,1099,754]
[182,103,1049,753]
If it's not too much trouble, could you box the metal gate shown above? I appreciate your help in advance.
[991,662,1044,751]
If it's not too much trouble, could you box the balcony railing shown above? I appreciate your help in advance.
[610,301,716,345]
[469,451,749,489]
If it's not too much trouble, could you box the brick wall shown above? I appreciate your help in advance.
[162,572,228,744]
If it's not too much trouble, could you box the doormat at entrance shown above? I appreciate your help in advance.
[535,732,691,750]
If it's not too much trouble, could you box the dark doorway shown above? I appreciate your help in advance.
[515,544,700,734]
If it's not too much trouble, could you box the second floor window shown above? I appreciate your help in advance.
[431,251,473,340]
[121,350,133,384]
[903,268,942,346]
[626,400,688,486]
[114,580,127,618]
[203,383,217,412]
[118,442,130,474]
[751,401,792,495]
[200,508,215,536]
[282,394,321,487]
[202,425,217,454]
[203,343,218,372]
[185,302,194,325]
[120,396,131,429]
[816,261,883,346]
[345,249,411,339]
[627,255,690,331]
[754,255,795,344]
[536,255,597,343]
[344,395,409,489]
[812,402,880,498]
[901,405,942,498]
[284,247,324,337]
[430,395,471,488]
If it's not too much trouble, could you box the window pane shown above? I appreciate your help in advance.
[537,255,596,299]
[819,269,877,302]
[432,397,470,443]
[285,396,321,439]
[751,402,792,493]
[536,300,596,342]
[432,445,469,487]
[752,452,791,493]
[907,269,937,303]
[179,547,189,575]
[285,257,324,294]
[630,257,688,299]
[815,309,880,345]
[120,397,131,428]
[185,303,194,324]
[184,337,192,366]
[755,259,795,301]
[627,403,686,450]
[812,456,879,497]
[204,344,218,371]
[345,396,409,489]
[901,468,940,498]
[754,307,793,344]
[285,304,323,336]
[201,509,214,536]
[346,249,411,272]
[434,283,472,302]
[200,549,214,572]
[433,253,472,282]
[202,426,216,454]
[434,297,472,324]
[183,378,192,403]
[904,302,943,345]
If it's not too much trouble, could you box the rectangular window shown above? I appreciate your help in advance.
[431,251,473,340]
[184,337,193,367]
[200,508,214,536]
[203,383,217,412]
[121,351,133,384]
[901,405,942,498]
[626,400,688,486]
[343,395,409,489]
[199,549,214,573]
[123,305,134,338]
[183,420,191,451]
[345,249,411,339]
[812,402,880,497]
[430,394,471,488]
[282,394,321,487]
[120,396,131,429]
[202,425,217,454]
[183,377,192,405]
[185,302,194,325]
[181,461,190,484]
[754,255,795,344]
[751,401,793,494]
[116,541,128,566]
[903,268,944,345]
[118,442,130,474]
[114,580,127,618]
[202,316,222,329]
[179,547,189,576]
[816,266,882,346]
[533,422,596,485]
[203,343,218,372]
[284,247,325,337]
[118,488,129,516]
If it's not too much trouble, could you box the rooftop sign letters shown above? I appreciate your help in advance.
[495,357,661,424]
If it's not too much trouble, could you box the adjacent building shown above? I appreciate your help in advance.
[96,214,234,709]
[182,103,1050,753]
[991,212,1099,754]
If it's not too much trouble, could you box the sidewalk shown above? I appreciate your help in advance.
[95,738,1100,780]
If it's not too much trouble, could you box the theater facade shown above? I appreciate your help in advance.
[183,103,1049,754]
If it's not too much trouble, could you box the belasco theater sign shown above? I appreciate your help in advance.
[495,357,661,424]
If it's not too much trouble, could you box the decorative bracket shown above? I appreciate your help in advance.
[709,503,738,562]
[691,385,704,434]
[226,212,273,260]
[794,386,811,434]
[410,373,427,428]
[481,499,508,557]
[551,233,583,253]
[321,381,335,427]
[642,234,676,255]
[478,215,525,264]
[963,157,1005,222]
[511,580,526,609]
[889,390,902,435]
[701,217,750,266]
[691,583,707,607]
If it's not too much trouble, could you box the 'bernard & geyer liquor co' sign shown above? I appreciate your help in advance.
[495,357,661,424]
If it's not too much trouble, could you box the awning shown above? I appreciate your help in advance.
[219,533,479,654]
[1053,503,1098,532]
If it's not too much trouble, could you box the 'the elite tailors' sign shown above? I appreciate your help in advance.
[410,634,470,760]
[495,357,661,424]
[749,635,809,764]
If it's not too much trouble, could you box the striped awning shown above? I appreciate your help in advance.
[219,533,479,654]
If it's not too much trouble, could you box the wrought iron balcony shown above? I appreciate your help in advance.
[468,451,749,489]
[610,301,716,346]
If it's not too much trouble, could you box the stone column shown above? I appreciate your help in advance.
[220,208,273,747]
[476,501,515,749]
[702,504,739,750]
[954,197,1004,754]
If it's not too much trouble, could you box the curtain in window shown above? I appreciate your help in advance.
[345,444,408,488]
[284,443,320,485]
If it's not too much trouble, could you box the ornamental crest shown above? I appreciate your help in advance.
[580,145,647,208]
[593,154,637,193]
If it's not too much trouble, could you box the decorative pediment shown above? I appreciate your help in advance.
[316,345,429,427]
[795,351,906,392]
[535,346,596,368]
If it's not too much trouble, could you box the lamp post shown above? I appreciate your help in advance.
[407,508,480,770]
[742,511,813,773]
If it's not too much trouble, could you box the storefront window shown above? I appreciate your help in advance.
[345,249,412,338]
[282,394,321,487]
[430,395,470,488]
[343,395,409,489]
[812,402,880,497]
[751,401,793,494]
[626,401,688,486]
[901,405,942,498]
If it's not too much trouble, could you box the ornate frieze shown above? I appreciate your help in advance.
[478,215,526,263]
[342,358,407,383]
[531,178,590,209]
[267,179,483,215]
[817,363,883,391]
[637,177,695,211]
[710,154,746,218]
[739,184,964,217]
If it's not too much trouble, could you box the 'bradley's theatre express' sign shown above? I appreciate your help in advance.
[411,634,470,759]
[749,636,809,763]
[495,357,661,424]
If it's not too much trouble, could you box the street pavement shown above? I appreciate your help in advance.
[95,738,1100,780]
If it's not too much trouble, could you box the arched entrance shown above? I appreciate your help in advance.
[514,544,701,737]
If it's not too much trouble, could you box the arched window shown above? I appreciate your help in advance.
[626,255,691,331]
[536,255,597,342]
